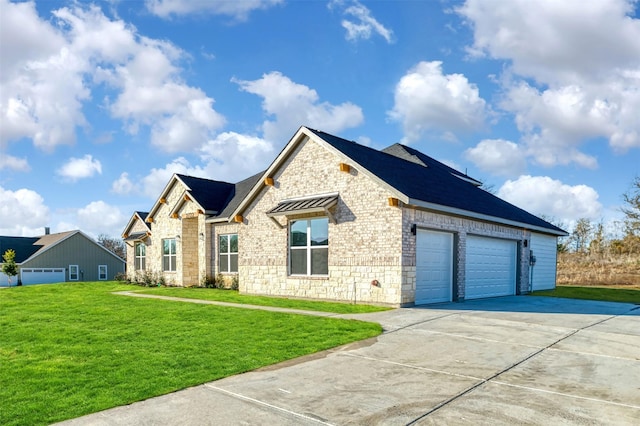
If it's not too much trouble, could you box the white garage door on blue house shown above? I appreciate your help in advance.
[20,268,66,285]
[465,235,517,299]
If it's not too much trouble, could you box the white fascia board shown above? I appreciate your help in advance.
[168,190,207,218]
[408,198,568,237]
[205,217,229,224]
[147,174,180,221]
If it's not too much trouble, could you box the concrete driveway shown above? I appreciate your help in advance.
[59,296,640,425]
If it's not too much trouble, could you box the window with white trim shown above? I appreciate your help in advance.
[135,242,146,270]
[69,265,79,281]
[162,238,176,272]
[289,218,328,276]
[98,265,107,280]
[219,234,238,273]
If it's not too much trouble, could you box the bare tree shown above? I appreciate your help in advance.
[98,234,126,259]
[571,218,592,253]
[622,176,640,235]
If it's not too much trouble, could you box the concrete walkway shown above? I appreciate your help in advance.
[112,290,342,317]
[58,295,640,425]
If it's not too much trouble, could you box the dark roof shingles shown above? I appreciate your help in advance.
[309,129,564,234]
[176,174,235,213]
[0,236,40,263]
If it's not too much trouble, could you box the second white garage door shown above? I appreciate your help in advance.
[465,236,516,299]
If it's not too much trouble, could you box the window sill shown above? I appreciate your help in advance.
[287,275,329,280]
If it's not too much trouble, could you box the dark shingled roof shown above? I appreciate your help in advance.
[135,211,149,222]
[0,231,77,264]
[383,144,482,186]
[0,236,40,263]
[217,172,264,218]
[308,128,565,234]
[176,174,235,214]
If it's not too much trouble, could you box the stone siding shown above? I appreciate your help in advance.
[135,180,212,286]
[238,137,404,305]
[124,219,150,274]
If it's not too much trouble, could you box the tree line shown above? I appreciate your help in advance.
[558,176,640,255]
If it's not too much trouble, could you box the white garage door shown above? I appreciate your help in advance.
[466,236,516,299]
[21,268,66,285]
[416,229,453,304]
[530,233,558,291]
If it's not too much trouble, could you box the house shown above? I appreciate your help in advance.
[0,229,125,286]
[122,126,567,306]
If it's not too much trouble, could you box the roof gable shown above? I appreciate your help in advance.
[122,211,151,238]
[147,174,235,221]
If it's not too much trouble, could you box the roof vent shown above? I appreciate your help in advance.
[45,227,50,235]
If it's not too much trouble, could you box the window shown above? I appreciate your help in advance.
[289,218,328,276]
[98,265,107,280]
[163,238,177,272]
[219,234,238,273]
[135,242,146,270]
[69,265,79,281]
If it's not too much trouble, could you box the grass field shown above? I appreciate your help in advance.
[533,285,640,304]
[0,282,382,426]
[136,286,391,313]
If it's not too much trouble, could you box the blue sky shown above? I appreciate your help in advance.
[1,0,639,239]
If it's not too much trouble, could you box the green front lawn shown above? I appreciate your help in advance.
[136,286,391,313]
[0,282,382,426]
[533,285,640,304]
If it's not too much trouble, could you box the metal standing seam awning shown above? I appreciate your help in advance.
[123,232,150,245]
[266,194,339,228]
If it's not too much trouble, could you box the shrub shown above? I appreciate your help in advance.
[201,274,216,288]
[214,274,226,289]
[231,275,239,291]
[128,270,166,287]
[114,272,129,283]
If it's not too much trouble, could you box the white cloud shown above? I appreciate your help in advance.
[388,61,488,142]
[234,72,364,143]
[498,175,602,222]
[0,154,30,172]
[145,0,283,20]
[457,0,640,165]
[458,0,640,83]
[57,155,102,182]
[330,0,394,43]
[0,1,88,151]
[111,172,136,195]
[200,132,275,182]
[0,186,50,236]
[76,200,128,238]
[464,139,526,177]
[137,132,274,200]
[1,2,225,155]
[141,158,207,199]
